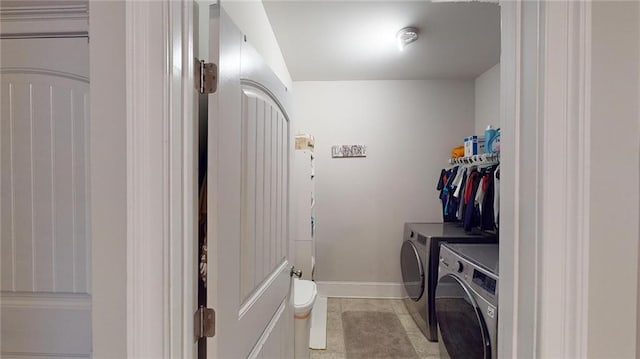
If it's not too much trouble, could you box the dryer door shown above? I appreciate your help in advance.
[435,274,491,359]
[400,240,424,301]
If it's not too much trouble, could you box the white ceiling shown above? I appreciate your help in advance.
[263,1,500,81]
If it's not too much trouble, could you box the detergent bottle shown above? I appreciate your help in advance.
[485,125,499,153]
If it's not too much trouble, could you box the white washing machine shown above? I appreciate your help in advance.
[435,243,499,359]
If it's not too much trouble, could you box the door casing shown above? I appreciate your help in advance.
[88,0,616,358]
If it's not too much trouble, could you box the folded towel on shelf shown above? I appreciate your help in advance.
[451,146,465,158]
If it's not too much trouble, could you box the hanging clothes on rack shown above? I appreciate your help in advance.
[437,166,459,222]
[445,166,464,221]
[480,166,497,231]
[436,168,449,220]
[463,169,482,231]
[454,167,468,221]
[436,155,500,233]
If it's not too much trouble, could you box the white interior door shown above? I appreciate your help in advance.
[206,4,294,358]
[0,37,91,357]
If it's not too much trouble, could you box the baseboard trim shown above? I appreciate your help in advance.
[316,281,407,299]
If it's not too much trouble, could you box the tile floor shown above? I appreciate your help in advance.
[310,298,440,359]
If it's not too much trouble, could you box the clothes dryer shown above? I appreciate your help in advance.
[400,223,496,341]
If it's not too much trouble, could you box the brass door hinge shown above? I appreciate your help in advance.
[195,58,217,94]
[194,305,216,338]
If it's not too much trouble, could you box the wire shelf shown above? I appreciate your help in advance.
[449,152,500,166]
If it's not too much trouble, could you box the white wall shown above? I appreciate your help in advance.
[474,62,500,135]
[197,0,292,89]
[89,1,127,357]
[293,80,475,283]
[589,1,640,357]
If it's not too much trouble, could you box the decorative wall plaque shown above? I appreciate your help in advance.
[331,145,367,158]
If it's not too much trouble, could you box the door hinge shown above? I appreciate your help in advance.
[194,305,216,338]
[195,58,217,94]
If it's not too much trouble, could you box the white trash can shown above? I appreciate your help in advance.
[294,278,317,359]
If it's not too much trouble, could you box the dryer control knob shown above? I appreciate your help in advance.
[456,261,464,273]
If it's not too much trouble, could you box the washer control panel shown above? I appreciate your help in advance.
[439,243,498,303]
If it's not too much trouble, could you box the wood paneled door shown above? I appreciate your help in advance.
[205,4,294,358]
[1,37,91,357]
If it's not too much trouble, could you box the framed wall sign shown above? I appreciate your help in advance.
[331,145,367,158]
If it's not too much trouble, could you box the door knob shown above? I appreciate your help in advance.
[290,267,303,278]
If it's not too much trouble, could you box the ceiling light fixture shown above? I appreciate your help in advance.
[396,27,419,51]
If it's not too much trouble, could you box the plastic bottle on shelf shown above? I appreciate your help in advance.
[485,125,499,153]
[492,130,500,153]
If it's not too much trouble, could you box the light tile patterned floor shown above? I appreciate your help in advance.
[310,298,440,359]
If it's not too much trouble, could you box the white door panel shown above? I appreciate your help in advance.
[240,87,289,302]
[1,75,89,294]
[206,4,293,358]
[1,38,90,357]
[248,300,293,359]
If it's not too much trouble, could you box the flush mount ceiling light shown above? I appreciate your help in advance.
[396,27,419,51]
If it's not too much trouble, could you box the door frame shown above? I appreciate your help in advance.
[111,0,604,357]
[498,1,592,358]
[124,0,197,357]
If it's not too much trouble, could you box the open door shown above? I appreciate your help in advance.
[1,37,91,357]
[205,3,294,358]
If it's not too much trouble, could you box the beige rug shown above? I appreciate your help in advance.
[342,311,419,359]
